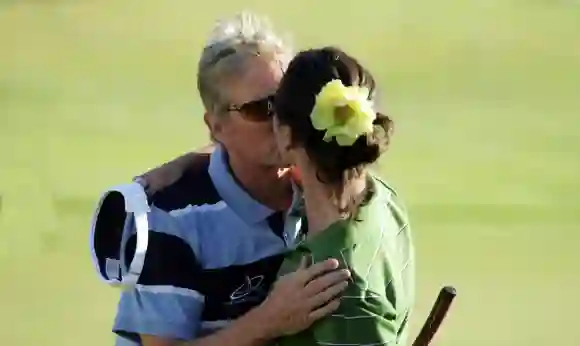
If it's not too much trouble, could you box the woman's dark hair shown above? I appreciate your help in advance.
[274,46,393,185]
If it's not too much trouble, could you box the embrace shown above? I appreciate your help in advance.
[90,11,415,346]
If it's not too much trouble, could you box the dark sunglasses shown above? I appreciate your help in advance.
[226,95,275,122]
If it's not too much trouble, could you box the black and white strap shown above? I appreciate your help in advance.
[89,182,150,287]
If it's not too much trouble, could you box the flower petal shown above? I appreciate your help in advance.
[322,130,334,142]
[311,105,335,130]
[335,134,357,146]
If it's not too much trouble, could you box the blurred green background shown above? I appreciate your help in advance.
[1,0,579,345]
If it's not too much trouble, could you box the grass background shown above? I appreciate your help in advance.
[1,0,579,344]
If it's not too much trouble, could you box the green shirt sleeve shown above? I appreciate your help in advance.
[300,221,403,345]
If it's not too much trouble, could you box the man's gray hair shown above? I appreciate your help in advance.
[197,11,293,114]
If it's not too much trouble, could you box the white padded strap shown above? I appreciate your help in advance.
[89,182,150,287]
[118,182,150,286]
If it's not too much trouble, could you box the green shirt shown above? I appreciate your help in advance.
[275,176,415,346]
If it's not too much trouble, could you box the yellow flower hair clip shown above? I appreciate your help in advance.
[310,79,376,147]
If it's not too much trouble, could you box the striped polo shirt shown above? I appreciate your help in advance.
[90,145,302,345]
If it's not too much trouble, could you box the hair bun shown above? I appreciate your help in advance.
[339,112,393,171]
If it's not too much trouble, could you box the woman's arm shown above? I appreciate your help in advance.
[309,283,401,345]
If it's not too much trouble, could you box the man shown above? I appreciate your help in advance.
[89,12,349,346]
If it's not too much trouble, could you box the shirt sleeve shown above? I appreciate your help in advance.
[112,206,205,342]
[113,283,203,341]
[311,281,399,345]
[303,225,403,346]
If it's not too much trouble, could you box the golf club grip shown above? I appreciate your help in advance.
[412,286,456,346]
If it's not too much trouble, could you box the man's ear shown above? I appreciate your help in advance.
[204,112,222,143]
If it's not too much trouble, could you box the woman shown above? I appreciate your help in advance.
[270,46,415,345]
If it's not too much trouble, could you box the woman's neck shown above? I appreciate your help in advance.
[301,171,368,237]
[228,153,293,211]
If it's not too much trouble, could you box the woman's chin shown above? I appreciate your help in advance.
[277,167,291,178]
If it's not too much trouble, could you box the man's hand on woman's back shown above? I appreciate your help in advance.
[254,257,350,338]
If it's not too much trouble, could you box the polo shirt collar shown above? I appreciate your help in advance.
[208,145,274,224]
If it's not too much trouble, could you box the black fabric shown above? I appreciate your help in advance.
[94,191,126,280]
[123,154,220,287]
[125,231,287,322]
[266,211,285,239]
[147,154,221,211]
[94,153,219,281]
[199,254,285,321]
[125,233,202,289]
[299,218,309,238]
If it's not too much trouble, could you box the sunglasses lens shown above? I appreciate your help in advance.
[239,97,274,122]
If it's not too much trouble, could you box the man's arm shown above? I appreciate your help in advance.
[96,189,350,346]
[112,206,207,342]
[141,306,269,346]
[89,182,207,343]
[140,258,351,346]
[138,145,215,195]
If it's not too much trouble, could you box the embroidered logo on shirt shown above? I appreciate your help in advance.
[228,275,265,303]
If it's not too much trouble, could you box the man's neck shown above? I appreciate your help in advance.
[227,154,293,211]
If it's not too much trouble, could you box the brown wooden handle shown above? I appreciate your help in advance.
[412,286,457,346]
